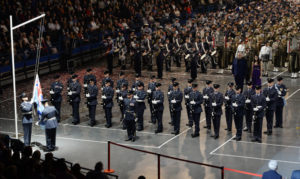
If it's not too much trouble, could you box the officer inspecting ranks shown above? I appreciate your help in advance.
[274,77,287,128]
[210,84,224,139]
[184,79,194,128]
[68,74,81,125]
[170,82,183,135]
[189,84,203,138]
[134,82,147,131]
[243,81,255,133]
[224,82,235,133]
[152,83,164,134]
[20,92,33,146]
[101,79,114,128]
[203,80,214,133]
[251,86,266,143]
[118,83,128,129]
[49,75,63,123]
[86,79,98,127]
[263,78,277,136]
[147,75,157,124]
[124,90,137,142]
[40,99,58,151]
[232,86,245,141]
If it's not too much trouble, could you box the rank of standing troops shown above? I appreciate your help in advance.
[43,67,287,143]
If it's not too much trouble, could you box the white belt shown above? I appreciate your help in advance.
[46,117,56,121]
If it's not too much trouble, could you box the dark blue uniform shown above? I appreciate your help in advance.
[124,98,137,140]
[69,81,81,124]
[184,86,193,127]
[243,88,255,132]
[262,170,282,179]
[20,101,33,146]
[131,80,144,91]
[118,90,128,125]
[41,106,58,151]
[167,85,175,125]
[152,90,164,132]
[102,86,114,127]
[210,92,224,138]
[203,87,214,130]
[102,77,114,88]
[232,93,245,139]
[147,82,157,123]
[274,84,287,128]
[116,78,128,90]
[262,86,277,134]
[170,89,183,134]
[50,81,63,122]
[86,84,98,126]
[224,89,235,131]
[84,74,97,86]
[189,90,203,135]
[134,89,147,131]
[251,93,266,142]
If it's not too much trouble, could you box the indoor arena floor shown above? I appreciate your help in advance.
[0,65,299,179]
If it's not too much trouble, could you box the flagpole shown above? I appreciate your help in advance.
[10,15,19,139]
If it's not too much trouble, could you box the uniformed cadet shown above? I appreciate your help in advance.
[224,82,236,133]
[86,79,98,127]
[189,84,203,138]
[83,68,97,90]
[49,75,63,122]
[152,83,164,133]
[134,82,147,131]
[167,77,177,126]
[274,76,287,128]
[116,72,128,92]
[40,99,58,151]
[102,70,114,89]
[101,79,114,128]
[68,74,81,125]
[263,78,278,135]
[147,75,157,124]
[184,79,193,127]
[118,83,128,129]
[170,82,183,135]
[132,74,144,92]
[20,92,33,146]
[243,81,255,133]
[259,42,272,77]
[232,86,245,141]
[210,84,224,139]
[124,90,137,142]
[251,85,266,143]
[203,80,214,133]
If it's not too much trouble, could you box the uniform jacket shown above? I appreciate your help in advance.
[224,89,236,108]
[152,90,164,111]
[184,87,193,103]
[87,84,98,105]
[69,81,81,102]
[262,170,282,179]
[20,101,33,124]
[124,98,137,121]
[170,89,183,111]
[189,90,203,113]
[41,106,58,129]
[251,93,267,118]
[102,86,114,108]
[210,92,224,116]
[263,86,278,111]
[203,87,214,107]
[135,89,147,110]
[232,93,245,116]
[116,78,128,90]
[243,88,255,110]
[275,83,287,106]
[50,81,63,102]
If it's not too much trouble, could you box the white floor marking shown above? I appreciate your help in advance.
[232,140,300,149]
[209,135,236,155]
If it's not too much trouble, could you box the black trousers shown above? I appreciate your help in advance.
[149,102,156,123]
[155,110,163,131]
[234,75,245,92]
[253,117,263,140]
[234,114,243,138]
[275,105,283,127]
[157,59,163,78]
[225,107,233,131]
[72,102,80,123]
[165,58,171,71]
[204,107,212,129]
[136,108,145,130]
[125,120,136,139]
[105,107,112,126]
[52,101,61,122]
[265,110,274,132]
[169,105,174,125]
[245,109,253,131]
[173,110,181,133]
[23,123,32,146]
[88,105,96,125]
[45,128,56,150]
[192,112,201,135]
[212,115,221,137]
[186,105,193,126]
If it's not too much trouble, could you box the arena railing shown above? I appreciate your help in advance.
[104,141,224,179]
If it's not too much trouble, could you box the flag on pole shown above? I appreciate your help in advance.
[32,74,44,119]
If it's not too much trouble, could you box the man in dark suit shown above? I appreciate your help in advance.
[232,54,248,92]
[262,160,282,179]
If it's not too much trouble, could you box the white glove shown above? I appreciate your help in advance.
[133,88,136,91]
[147,89,152,93]
[245,99,251,103]
[101,95,107,99]
[232,102,238,107]
[50,90,54,94]
[168,91,171,95]
[171,99,176,104]
[68,91,72,95]
[130,103,134,106]
[185,95,189,99]
[84,84,88,87]
[116,89,120,93]
[152,100,157,104]
[225,96,229,100]
[101,87,103,91]
[212,102,217,106]
[253,107,258,111]
[86,93,90,98]
[135,118,138,122]
[119,96,123,100]
[257,106,262,109]
[134,95,138,99]
[35,121,40,126]
[190,100,196,105]
[203,95,209,99]
[278,91,282,95]
[266,97,270,101]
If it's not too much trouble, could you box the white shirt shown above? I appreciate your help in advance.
[235,44,246,58]
[259,46,272,60]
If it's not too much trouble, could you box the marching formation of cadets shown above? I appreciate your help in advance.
[45,68,288,143]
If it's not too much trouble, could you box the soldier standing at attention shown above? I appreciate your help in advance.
[210,84,224,139]
[124,90,137,142]
[102,80,114,128]
[147,75,157,124]
[134,82,147,131]
[68,74,81,125]
[243,81,255,133]
[232,86,245,141]
[189,84,203,138]
[152,83,164,133]
[86,79,98,127]
[49,75,63,123]
[203,80,214,133]
[274,76,287,128]
[224,82,235,133]
[263,78,277,136]
[20,92,33,146]
[170,82,183,135]
[184,79,194,127]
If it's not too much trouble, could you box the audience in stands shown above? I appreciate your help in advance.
[86,162,108,179]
